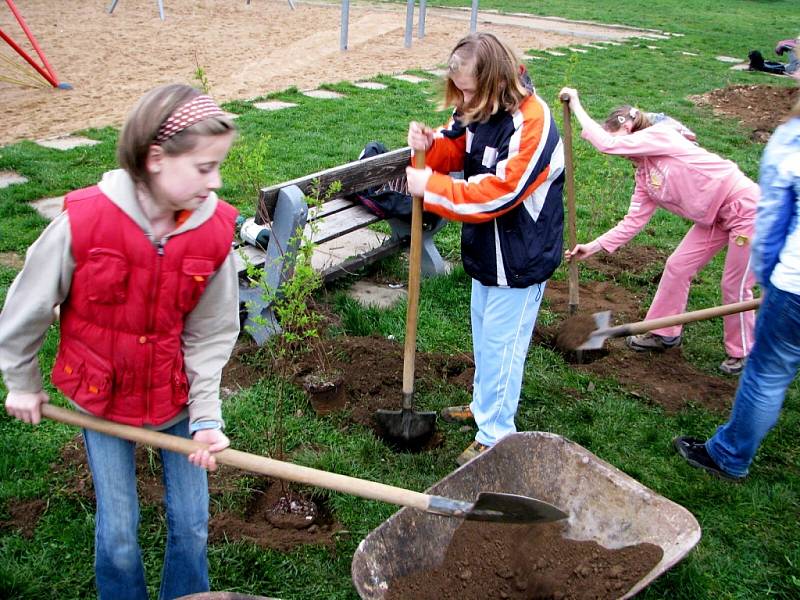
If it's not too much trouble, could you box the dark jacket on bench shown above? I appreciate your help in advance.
[421,92,565,288]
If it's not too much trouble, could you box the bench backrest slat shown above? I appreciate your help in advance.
[257,147,410,221]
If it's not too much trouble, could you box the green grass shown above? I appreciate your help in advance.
[2,1,800,598]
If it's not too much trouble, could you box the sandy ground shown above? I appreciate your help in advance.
[0,0,640,146]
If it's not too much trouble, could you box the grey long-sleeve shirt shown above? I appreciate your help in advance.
[0,169,240,429]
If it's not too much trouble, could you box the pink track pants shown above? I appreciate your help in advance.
[648,184,758,358]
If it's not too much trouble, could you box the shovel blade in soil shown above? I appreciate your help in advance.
[577,310,612,351]
[374,407,437,451]
[468,492,568,523]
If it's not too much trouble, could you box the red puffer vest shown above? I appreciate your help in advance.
[51,186,237,426]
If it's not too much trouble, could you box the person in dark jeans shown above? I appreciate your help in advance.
[673,91,800,481]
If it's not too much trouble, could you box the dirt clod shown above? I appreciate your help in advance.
[554,314,598,351]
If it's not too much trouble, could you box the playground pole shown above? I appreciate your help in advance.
[340,0,349,50]
[418,0,426,38]
[5,0,61,85]
[0,27,56,86]
[470,0,478,32]
[404,0,414,48]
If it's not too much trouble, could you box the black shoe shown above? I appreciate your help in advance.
[672,436,745,482]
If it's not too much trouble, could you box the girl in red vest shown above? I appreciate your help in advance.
[0,84,240,600]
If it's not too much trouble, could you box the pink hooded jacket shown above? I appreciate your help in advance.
[581,119,755,252]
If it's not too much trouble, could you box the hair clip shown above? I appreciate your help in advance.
[617,115,626,124]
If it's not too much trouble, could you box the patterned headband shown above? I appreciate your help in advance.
[154,95,225,144]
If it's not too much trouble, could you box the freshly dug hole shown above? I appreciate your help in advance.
[385,520,663,600]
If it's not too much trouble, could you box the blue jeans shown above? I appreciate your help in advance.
[706,285,800,477]
[83,418,210,600]
[470,279,546,447]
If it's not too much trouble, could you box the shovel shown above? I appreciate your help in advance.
[574,297,762,351]
[374,149,437,451]
[40,404,567,524]
[561,94,579,315]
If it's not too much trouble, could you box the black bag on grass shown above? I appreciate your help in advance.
[748,50,787,75]
[350,141,443,230]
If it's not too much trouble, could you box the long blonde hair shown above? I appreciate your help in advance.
[443,32,529,125]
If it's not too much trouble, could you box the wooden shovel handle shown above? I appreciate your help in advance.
[601,297,762,339]
[402,149,425,405]
[560,95,579,314]
[40,404,431,511]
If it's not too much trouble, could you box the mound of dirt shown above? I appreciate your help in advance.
[690,83,799,142]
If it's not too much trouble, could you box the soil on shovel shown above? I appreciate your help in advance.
[539,275,737,414]
[690,83,799,142]
[385,520,663,600]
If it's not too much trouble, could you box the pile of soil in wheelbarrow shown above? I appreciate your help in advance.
[690,83,799,142]
[385,520,663,600]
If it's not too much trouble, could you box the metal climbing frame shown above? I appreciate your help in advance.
[108,0,296,22]
[340,0,480,51]
[0,0,70,88]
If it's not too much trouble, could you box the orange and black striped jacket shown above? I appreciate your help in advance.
[422,92,564,287]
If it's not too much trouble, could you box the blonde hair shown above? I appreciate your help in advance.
[603,105,652,133]
[444,32,530,125]
[117,84,236,185]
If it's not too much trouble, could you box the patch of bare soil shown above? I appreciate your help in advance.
[51,435,342,552]
[209,479,341,551]
[385,520,663,600]
[690,84,799,142]
[539,275,737,415]
[0,498,46,539]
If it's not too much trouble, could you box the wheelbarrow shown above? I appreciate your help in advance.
[352,431,701,600]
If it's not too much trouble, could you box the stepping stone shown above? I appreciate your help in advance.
[668,32,685,37]
[525,55,545,60]
[594,40,621,46]
[222,111,240,120]
[30,196,64,220]
[253,100,297,111]
[354,81,387,90]
[639,33,670,40]
[36,135,100,150]
[716,56,743,63]
[582,43,607,50]
[393,74,427,83]
[426,69,448,77]
[646,45,659,50]
[347,279,406,309]
[568,47,588,53]
[544,50,566,56]
[0,170,27,188]
[680,51,699,56]
[302,89,344,99]
[730,63,750,71]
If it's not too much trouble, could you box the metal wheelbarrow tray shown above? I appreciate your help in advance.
[352,431,701,599]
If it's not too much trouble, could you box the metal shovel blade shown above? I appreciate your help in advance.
[426,491,568,523]
[374,406,437,452]
[469,492,568,523]
[576,310,612,351]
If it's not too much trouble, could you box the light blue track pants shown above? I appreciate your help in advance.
[469,279,546,447]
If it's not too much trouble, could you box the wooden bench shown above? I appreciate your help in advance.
[236,146,448,344]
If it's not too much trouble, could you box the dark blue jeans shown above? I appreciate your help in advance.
[83,418,210,600]
[706,285,800,477]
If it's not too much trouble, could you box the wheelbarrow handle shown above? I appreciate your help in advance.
[40,404,433,511]
[597,297,762,339]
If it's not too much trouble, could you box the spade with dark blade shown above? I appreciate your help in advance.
[41,404,567,524]
[574,297,762,351]
[375,149,437,451]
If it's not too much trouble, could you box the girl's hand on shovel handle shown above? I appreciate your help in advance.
[5,390,49,425]
[405,165,432,198]
[189,428,230,471]
[408,121,433,152]
[565,240,602,262]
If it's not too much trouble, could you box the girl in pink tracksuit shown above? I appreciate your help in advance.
[560,87,758,375]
